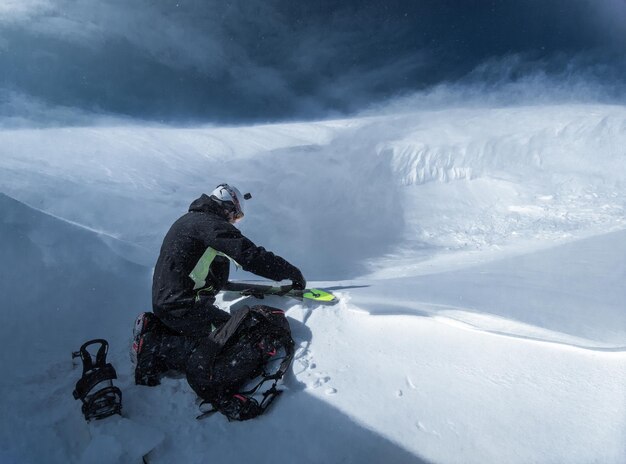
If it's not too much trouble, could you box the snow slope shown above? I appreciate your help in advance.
[2,104,625,276]
[0,103,625,463]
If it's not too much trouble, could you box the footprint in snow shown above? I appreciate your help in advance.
[415,421,442,438]
[405,375,417,390]
[311,374,331,389]
[293,343,316,375]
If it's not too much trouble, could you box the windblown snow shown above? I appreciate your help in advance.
[0,104,625,464]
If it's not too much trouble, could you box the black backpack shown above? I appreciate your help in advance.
[186,305,295,421]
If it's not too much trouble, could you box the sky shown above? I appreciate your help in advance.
[0,0,625,125]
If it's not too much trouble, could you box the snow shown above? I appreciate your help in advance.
[0,103,625,463]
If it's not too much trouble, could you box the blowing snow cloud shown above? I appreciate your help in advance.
[0,0,624,124]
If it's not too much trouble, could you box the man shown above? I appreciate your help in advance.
[132,183,306,385]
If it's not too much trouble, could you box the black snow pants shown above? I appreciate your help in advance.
[152,295,231,372]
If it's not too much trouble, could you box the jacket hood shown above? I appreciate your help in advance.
[188,193,227,218]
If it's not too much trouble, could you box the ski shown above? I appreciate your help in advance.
[223,281,338,304]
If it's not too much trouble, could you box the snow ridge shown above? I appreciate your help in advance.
[1,103,625,463]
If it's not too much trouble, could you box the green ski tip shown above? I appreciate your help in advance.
[301,288,337,303]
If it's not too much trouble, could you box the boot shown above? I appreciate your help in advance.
[131,312,167,386]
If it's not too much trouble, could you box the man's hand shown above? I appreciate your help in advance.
[290,268,306,291]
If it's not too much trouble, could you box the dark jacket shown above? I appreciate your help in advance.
[152,194,301,314]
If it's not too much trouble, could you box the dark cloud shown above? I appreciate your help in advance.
[0,0,624,124]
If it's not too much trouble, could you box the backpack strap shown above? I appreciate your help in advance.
[198,387,283,422]
[196,369,287,421]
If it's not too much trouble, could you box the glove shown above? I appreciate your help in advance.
[290,267,306,291]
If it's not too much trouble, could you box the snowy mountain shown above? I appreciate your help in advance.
[0,103,625,463]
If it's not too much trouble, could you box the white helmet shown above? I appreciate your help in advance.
[209,183,251,222]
